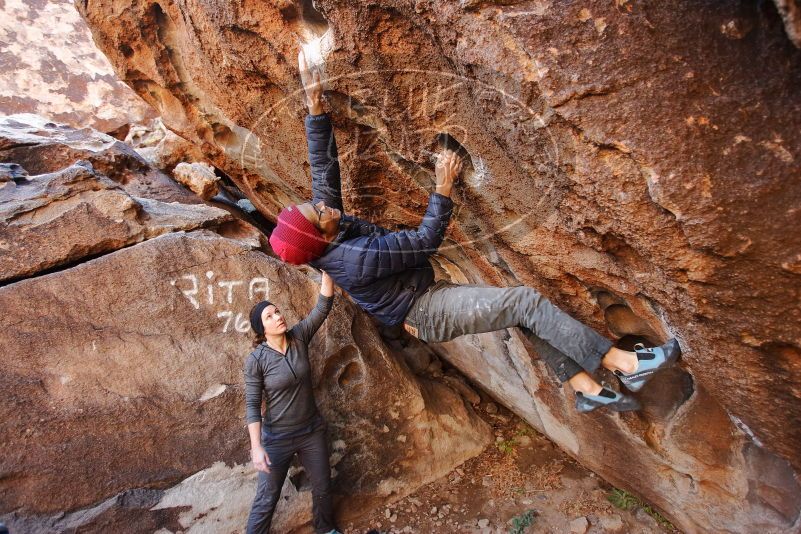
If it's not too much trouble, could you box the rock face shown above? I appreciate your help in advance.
[775,0,801,48]
[75,1,801,532]
[0,113,198,203]
[0,0,155,132]
[0,118,491,533]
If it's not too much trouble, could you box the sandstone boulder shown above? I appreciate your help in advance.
[125,117,209,173]
[173,161,220,200]
[0,114,197,203]
[76,1,801,531]
[0,158,231,283]
[0,119,492,532]
[0,0,154,132]
[0,229,490,531]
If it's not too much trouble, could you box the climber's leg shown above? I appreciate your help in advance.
[521,326,585,383]
[405,282,612,374]
[524,328,639,404]
[246,436,295,534]
[404,282,641,410]
[296,425,336,534]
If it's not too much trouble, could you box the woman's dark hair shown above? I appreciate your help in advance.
[249,300,273,348]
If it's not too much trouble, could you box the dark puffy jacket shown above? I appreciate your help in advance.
[304,113,453,326]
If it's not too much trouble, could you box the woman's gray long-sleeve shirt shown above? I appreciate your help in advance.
[244,294,333,433]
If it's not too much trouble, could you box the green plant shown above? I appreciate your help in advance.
[640,504,674,530]
[514,423,535,437]
[508,509,536,534]
[496,438,517,455]
[607,488,676,531]
[607,488,639,510]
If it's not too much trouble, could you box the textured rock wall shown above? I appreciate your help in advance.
[74,1,801,532]
[0,116,491,532]
[775,0,801,47]
[0,0,155,132]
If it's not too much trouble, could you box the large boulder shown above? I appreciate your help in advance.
[0,113,233,283]
[0,113,198,203]
[0,230,490,532]
[0,120,491,532]
[76,1,801,531]
[0,0,155,133]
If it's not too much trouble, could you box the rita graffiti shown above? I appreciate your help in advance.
[170,271,270,333]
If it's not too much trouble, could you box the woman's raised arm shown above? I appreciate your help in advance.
[292,271,335,343]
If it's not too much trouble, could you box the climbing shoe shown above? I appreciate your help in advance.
[575,385,640,413]
[614,338,682,392]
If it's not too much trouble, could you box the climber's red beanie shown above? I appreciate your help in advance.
[269,205,329,265]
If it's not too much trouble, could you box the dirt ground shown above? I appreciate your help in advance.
[342,404,676,534]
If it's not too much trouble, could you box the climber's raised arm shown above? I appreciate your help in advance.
[342,151,462,285]
[300,49,343,212]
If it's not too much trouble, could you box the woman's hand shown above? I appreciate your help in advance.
[251,445,271,473]
[298,48,323,115]
[320,270,335,297]
[435,149,463,198]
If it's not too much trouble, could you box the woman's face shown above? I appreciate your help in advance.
[260,305,287,336]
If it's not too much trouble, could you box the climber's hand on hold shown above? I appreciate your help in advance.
[251,445,271,473]
[298,48,323,115]
[434,149,463,198]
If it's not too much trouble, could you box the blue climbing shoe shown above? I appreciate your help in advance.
[575,385,640,413]
[615,338,682,392]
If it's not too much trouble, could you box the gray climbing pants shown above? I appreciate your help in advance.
[403,281,613,382]
[246,421,335,534]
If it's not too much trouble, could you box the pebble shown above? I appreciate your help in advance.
[569,516,589,534]
[599,514,624,532]
[477,518,490,528]
[635,508,661,529]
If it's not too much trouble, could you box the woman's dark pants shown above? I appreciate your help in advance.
[404,281,613,382]
[246,424,335,534]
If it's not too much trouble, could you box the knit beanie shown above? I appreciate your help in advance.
[249,300,273,336]
[268,205,329,265]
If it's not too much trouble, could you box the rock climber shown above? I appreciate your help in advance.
[243,269,342,534]
[267,49,681,414]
